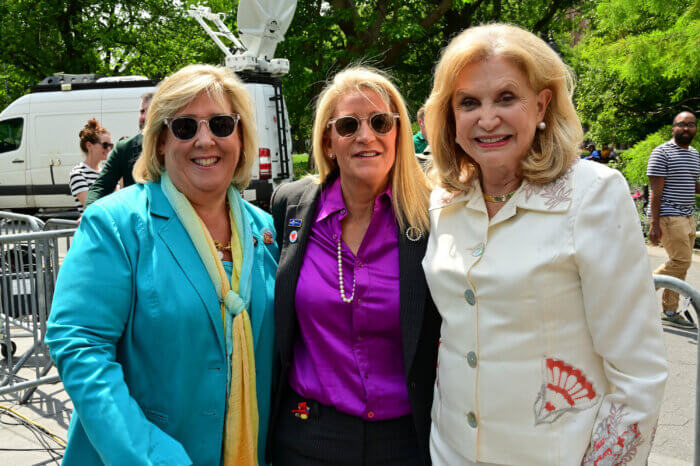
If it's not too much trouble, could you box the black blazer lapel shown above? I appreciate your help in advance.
[274,182,323,368]
[398,229,428,374]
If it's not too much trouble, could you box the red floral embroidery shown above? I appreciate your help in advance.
[582,403,643,466]
[534,358,598,425]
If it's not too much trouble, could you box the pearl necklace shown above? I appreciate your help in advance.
[337,239,356,303]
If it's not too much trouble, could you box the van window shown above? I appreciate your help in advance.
[0,118,23,153]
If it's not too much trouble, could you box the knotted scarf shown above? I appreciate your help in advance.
[161,173,258,465]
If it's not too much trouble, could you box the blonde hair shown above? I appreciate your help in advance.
[311,66,430,233]
[425,23,583,193]
[133,64,257,190]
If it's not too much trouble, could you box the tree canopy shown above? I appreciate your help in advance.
[0,0,585,151]
[570,0,699,145]
[0,0,697,155]
[277,0,584,149]
[0,0,227,106]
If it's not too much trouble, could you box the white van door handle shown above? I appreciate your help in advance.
[12,159,24,163]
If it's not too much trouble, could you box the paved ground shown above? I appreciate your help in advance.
[0,245,697,465]
[648,245,697,466]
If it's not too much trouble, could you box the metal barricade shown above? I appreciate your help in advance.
[42,218,79,231]
[0,228,76,403]
[653,274,700,466]
[0,211,44,234]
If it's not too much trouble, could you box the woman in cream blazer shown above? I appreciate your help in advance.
[422,24,668,466]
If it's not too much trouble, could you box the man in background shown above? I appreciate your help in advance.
[413,107,433,169]
[84,92,153,206]
[647,111,699,329]
[413,107,428,154]
[585,143,602,162]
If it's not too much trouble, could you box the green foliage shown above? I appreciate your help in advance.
[571,0,700,145]
[621,127,700,187]
[0,0,231,105]
[6,0,691,161]
[278,0,586,151]
[293,153,312,180]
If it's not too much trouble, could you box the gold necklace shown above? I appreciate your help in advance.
[483,190,517,203]
[213,199,232,259]
[214,240,232,259]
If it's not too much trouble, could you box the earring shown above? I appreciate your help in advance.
[328,153,335,159]
[537,121,546,131]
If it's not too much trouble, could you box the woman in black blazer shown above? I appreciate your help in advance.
[266,67,440,465]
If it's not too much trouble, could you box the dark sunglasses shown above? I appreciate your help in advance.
[327,112,400,138]
[101,142,114,150]
[164,114,240,140]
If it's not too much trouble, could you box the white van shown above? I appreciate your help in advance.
[238,71,294,208]
[0,77,155,212]
[0,73,293,213]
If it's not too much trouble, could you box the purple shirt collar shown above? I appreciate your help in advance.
[316,177,393,224]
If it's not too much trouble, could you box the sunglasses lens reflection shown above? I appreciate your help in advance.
[209,115,237,137]
[335,117,359,137]
[170,118,199,140]
[370,114,394,134]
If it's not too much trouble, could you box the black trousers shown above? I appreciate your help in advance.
[272,386,423,466]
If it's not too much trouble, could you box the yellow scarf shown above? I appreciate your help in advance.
[161,173,258,465]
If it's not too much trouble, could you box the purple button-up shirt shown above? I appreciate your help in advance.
[288,177,410,421]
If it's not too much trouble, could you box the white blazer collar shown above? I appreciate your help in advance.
[429,163,576,216]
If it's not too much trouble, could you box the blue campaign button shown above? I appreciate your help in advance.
[288,218,302,228]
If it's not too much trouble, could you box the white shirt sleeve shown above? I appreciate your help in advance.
[574,169,668,465]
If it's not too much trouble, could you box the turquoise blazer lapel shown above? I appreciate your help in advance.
[146,181,226,357]
[247,216,266,351]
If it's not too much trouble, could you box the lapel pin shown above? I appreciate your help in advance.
[292,402,310,420]
[289,230,298,243]
[288,218,302,228]
[263,231,274,245]
[405,226,423,242]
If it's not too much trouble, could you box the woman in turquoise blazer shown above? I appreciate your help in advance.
[46,65,278,465]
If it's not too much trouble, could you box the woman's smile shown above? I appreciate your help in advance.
[353,150,381,158]
[191,156,221,168]
[474,134,512,148]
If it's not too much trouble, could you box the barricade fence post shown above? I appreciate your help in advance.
[0,228,76,402]
[0,211,45,234]
[653,274,700,466]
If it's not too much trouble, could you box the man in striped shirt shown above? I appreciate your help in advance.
[647,111,699,329]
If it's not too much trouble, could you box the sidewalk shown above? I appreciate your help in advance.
[0,336,70,465]
[648,245,696,465]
